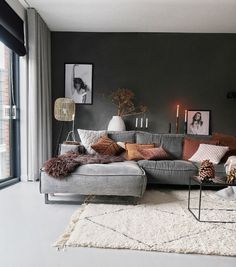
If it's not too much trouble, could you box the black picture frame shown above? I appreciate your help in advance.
[64,63,93,104]
[187,110,211,135]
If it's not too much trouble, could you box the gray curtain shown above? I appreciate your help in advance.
[26,8,52,181]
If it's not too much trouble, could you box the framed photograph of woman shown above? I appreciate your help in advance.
[65,63,93,104]
[187,110,211,135]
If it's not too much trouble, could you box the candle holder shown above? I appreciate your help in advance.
[140,118,143,129]
[135,117,149,130]
[168,123,172,134]
[175,104,180,134]
[184,122,187,134]
[176,117,179,134]
[135,117,138,129]
[184,109,187,134]
[145,117,149,129]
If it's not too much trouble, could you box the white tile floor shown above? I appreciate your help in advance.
[0,182,235,267]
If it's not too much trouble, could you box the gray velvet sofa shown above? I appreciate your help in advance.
[109,131,225,185]
[135,131,225,185]
[40,131,226,203]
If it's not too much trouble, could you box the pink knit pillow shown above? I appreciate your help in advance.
[138,147,170,160]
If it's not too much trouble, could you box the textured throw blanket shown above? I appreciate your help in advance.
[44,152,124,178]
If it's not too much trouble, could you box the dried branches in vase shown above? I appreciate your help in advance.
[111,88,148,117]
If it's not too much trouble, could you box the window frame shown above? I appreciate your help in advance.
[0,49,20,189]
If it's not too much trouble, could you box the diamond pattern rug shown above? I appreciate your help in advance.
[54,190,236,256]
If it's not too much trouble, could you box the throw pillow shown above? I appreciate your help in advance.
[182,138,219,160]
[189,144,229,164]
[117,141,126,149]
[77,129,106,154]
[91,135,123,156]
[138,147,170,160]
[212,133,236,162]
[125,143,155,161]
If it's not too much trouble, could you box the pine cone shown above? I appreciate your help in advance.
[226,168,236,184]
[199,160,215,181]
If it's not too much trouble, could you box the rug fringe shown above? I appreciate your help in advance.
[53,195,94,251]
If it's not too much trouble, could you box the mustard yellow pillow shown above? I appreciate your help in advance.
[125,143,155,161]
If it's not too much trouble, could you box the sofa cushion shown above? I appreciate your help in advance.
[182,137,219,160]
[40,161,147,197]
[108,131,136,143]
[77,129,106,154]
[189,144,229,165]
[138,147,171,160]
[125,143,155,160]
[136,132,184,159]
[212,132,236,162]
[73,161,145,176]
[91,135,123,156]
[138,160,197,184]
[136,131,162,144]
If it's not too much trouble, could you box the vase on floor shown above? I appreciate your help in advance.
[107,116,126,131]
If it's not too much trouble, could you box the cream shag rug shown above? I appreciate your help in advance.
[54,190,236,256]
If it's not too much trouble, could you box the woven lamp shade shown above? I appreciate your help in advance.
[54,98,75,121]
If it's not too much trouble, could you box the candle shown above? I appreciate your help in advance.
[140,118,143,128]
[135,118,138,128]
[176,105,180,117]
[184,110,187,122]
[145,118,148,128]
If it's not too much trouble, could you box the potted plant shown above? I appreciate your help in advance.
[108,88,147,131]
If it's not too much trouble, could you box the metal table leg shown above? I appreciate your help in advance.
[188,176,191,210]
[198,183,202,221]
[188,177,236,223]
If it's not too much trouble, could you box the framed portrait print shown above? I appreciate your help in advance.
[65,63,93,104]
[187,110,211,135]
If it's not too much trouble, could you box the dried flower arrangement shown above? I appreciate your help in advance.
[111,88,148,117]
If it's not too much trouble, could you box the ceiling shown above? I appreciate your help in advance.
[19,0,236,33]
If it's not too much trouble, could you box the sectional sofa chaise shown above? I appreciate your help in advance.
[40,131,226,204]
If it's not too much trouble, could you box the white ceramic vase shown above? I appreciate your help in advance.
[107,116,126,131]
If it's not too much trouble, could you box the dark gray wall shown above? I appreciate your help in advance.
[51,32,236,148]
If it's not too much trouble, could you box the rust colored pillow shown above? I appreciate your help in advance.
[91,135,123,156]
[125,143,155,161]
[182,138,219,161]
[212,133,236,161]
[138,147,170,160]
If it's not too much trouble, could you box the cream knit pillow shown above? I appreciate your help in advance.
[189,144,229,165]
[77,129,106,154]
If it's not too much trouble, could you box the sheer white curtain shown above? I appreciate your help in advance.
[21,8,52,181]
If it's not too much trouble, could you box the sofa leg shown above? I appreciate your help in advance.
[132,197,139,205]
[44,193,84,205]
[43,194,140,205]
[45,194,49,204]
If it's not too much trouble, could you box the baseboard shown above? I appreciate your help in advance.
[0,178,20,189]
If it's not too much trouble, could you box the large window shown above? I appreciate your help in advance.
[0,41,20,186]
